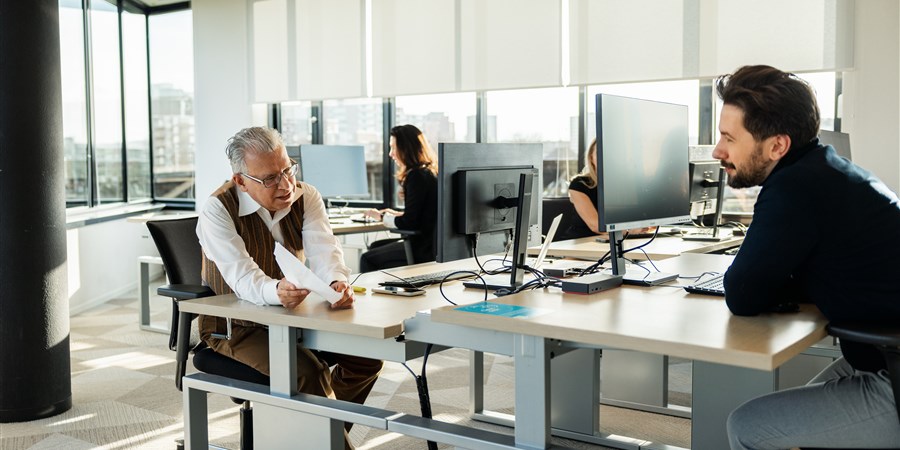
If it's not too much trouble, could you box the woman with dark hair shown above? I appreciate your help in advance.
[359,124,438,272]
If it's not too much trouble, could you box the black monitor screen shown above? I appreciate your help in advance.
[596,94,691,231]
[297,144,370,199]
[436,143,543,263]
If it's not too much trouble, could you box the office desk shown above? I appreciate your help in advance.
[178,259,522,449]
[528,234,744,261]
[178,254,826,450]
[428,253,827,449]
[329,217,387,235]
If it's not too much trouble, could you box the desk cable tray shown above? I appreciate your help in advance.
[683,273,726,296]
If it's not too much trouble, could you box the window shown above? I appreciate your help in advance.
[485,87,580,197]
[394,92,476,150]
[322,98,384,202]
[280,101,314,146]
[59,0,89,207]
[149,9,195,200]
[588,80,701,146]
[122,8,151,201]
[90,0,124,203]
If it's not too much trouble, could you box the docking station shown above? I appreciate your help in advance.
[561,273,623,294]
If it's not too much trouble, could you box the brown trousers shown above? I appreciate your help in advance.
[199,316,383,448]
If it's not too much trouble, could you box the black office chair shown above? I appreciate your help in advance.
[146,217,269,450]
[542,196,589,241]
[826,322,900,425]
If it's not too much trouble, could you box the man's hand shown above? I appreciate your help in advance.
[329,281,354,309]
[277,278,310,309]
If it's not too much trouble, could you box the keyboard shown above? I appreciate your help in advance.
[350,213,380,223]
[684,274,726,296]
[380,269,474,288]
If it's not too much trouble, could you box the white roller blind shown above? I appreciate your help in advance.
[707,0,854,75]
[252,0,290,102]
[570,0,854,86]
[294,0,365,100]
[570,0,689,85]
[458,0,561,91]
[251,0,364,102]
[372,0,457,97]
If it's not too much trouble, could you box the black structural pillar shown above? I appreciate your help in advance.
[0,0,72,422]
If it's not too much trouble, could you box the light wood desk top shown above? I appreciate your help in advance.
[178,258,484,340]
[528,234,744,261]
[329,217,388,235]
[432,253,827,371]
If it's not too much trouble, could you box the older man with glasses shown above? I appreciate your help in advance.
[196,126,382,447]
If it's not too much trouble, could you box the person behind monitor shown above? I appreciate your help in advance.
[360,124,438,272]
[715,65,900,450]
[562,138,654,241]
[196,126,383,447]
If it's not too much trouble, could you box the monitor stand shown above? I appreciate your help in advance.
[609,230,678,286]
[464,172,535,292]
[683,167,732,242]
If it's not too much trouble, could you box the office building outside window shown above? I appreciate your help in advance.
[394,92,475,150]
[486,87,579,197]
[59,0,90,207]
[90,0,125,203]
[123,8,151,201]
[149,10,195,201]
[322,98,384,202]
[280,101,314,146]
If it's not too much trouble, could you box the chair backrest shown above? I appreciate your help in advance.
[146,217,202,285]
[541,197,588,240]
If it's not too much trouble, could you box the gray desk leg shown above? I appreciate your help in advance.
[515,335,551,448]
[138,259,168,334]
[692,361,776,450]
[469,350,484,416]
[183,383,209,449]
[261,325,343,450]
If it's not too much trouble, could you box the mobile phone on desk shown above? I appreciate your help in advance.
[371,286,426,297]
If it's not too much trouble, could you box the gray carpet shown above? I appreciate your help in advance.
[0,277,691,449]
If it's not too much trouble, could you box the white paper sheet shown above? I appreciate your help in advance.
[273,242,342,304]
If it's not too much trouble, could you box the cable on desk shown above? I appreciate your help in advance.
[400,343,438,450]
[438,270,488,305]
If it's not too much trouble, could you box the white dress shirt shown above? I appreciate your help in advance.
[196,182,350,306]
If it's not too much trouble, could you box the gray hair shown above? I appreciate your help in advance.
[225,126,285,173]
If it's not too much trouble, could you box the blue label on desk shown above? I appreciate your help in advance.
[454,302,548,318]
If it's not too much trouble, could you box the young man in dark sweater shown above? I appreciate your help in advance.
[715,65,900,450]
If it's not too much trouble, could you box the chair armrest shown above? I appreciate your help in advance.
[158,284,215,300]
[392,229,420,237]
[827,323,900,348]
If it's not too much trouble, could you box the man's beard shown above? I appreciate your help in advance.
[725,144,769,189]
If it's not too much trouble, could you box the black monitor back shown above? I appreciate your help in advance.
[437,143,543,263]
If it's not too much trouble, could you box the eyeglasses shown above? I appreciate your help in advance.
[241,161,299,188]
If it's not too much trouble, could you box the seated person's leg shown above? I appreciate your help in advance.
[201,317,333,398]
[359,240,408,273]
[727,357,899,450]
[316,351,384,405]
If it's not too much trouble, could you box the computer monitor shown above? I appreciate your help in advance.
[596,94,691,281]
[436,143,543,288]
[295,144,370,201]
[818,129,852,161]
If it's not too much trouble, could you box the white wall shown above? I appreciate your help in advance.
[842,0,900,193]
[67,220,161,315]
[193,0,255,211]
